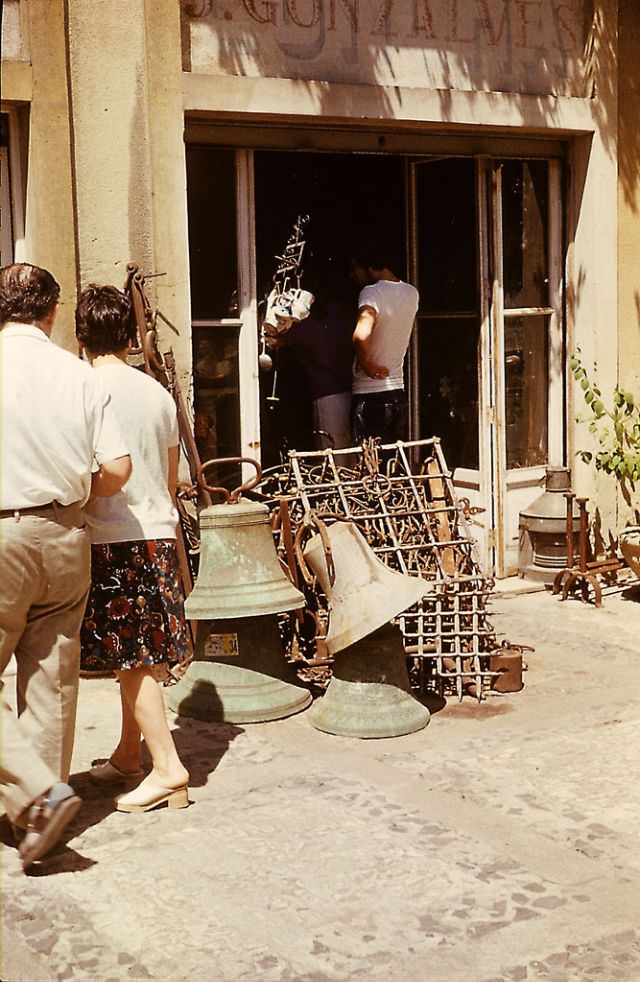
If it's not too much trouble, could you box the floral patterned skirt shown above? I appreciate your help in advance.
[81,539,192,680]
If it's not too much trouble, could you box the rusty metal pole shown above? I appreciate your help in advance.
[564,491,575,569]
[577,497,589,573]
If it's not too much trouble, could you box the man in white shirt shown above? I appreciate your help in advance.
[0,263,131,870]
[351,247,419,445]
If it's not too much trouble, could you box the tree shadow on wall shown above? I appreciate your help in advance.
[178,0,635,213]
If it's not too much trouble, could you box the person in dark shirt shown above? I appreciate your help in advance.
[282,255,356,451]
[286,291,355,450]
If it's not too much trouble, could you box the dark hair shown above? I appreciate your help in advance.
[75,284,137,355]
[350,240,399,274]
[0,263,60,325]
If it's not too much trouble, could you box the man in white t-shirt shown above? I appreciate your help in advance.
[0,263,131,870]
[351,247,419,445]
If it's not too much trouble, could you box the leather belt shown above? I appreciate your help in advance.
[0,501,69,520]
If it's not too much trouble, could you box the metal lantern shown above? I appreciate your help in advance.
[518,467,580,584]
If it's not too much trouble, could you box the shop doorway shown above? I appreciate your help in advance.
[253,151,406,466]
[186,143,565,576]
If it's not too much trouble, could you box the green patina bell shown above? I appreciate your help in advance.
[301,520,431,738]
[170,457,310,724]
[308,623,430,739]
[186,499,305,620]
[167,615,311,723]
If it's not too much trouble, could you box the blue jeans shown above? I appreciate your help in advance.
[351,389,408,445]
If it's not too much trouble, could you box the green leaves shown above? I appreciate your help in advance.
[571,352,640,487]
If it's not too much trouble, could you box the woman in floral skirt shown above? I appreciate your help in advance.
[76,284,190,813]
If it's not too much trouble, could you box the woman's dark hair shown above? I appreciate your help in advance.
[0,263,60,325]
[75,284,137,355]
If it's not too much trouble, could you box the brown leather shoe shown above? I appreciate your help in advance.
[18,784,82,871]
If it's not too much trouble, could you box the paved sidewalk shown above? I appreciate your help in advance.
[2,586,640,981]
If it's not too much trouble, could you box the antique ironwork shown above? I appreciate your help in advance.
[255,438,501,700]
[125,263,211,594]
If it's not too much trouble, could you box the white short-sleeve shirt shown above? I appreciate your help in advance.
[0,323,129,509]
[83,364,179,544]
[352,279,419,395]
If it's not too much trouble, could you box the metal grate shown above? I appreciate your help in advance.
[256,438,500,700]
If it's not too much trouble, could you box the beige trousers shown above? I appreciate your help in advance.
[0,504,90,824]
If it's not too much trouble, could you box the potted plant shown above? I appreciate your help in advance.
[570,351,640,575]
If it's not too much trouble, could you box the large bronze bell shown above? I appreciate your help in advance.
[308,623,430,738]
[301,519,431,738]
[170,459,310,724]
[303,521,431,654]
[186,462,305,620]
[167,615,311,723]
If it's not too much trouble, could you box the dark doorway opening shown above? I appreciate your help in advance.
[254,150,405,467]
[413,157,480,471]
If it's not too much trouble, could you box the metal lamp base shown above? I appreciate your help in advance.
[167,615,312,724]
[308,623,430,739]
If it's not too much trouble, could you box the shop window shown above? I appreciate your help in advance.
[500,159,553,470]
[502,160,549,310]
[1,114,15,265]
[186,146,242,478]
[504,314,549,468]
[413,157,480,470]
[192,323,241,479]
[186,146,238,320]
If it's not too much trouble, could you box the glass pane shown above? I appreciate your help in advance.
[501,160,549,309]
[193,326,241,483]
[505,315,548,468]
[416,158,478,313]
[417,315,480,470]
[1,116,14,266]
[186,147,238,320]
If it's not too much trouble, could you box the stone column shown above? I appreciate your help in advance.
[23,0,77,349]
[65,0,155,288]
[142,0,193,390]
[65,0,192,383]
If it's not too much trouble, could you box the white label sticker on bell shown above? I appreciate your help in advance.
[203,633,239,660]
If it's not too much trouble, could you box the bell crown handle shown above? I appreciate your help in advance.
[294,512,336,588]
[198,457,263,503]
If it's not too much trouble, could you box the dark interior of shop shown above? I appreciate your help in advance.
[254,150,406,466]
[186,146,480,474]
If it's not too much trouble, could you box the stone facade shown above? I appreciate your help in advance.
[2,0,640,567]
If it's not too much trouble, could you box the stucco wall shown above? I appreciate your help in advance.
[183,0,588,98]
[613,0,640,526]
[618,0,640,395]
[62,0,192,381]
[0,0,28,61]
[65,1,156,290]
[21,0,76,348]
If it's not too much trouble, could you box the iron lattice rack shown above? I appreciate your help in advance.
[254,438,500,700]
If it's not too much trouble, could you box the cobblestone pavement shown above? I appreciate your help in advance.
[2,585,640,981]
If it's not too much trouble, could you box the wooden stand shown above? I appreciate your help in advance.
[552,494,623,607]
